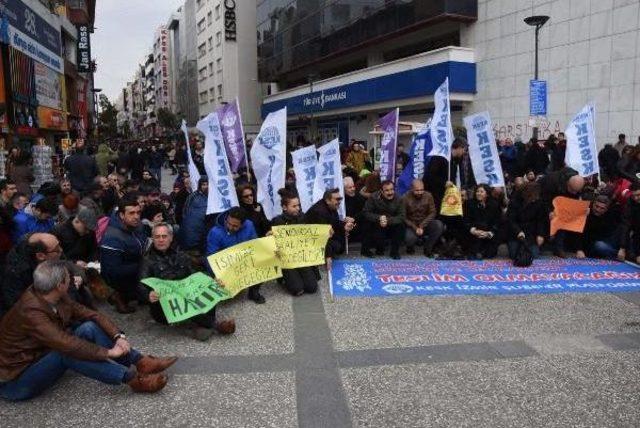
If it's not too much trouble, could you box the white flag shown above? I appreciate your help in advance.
[565,104,599,177]
[463,111,505,187]
[291,145,317,212]
[313,139,346,219]
[196,113,239,214]
[427,78,454,160]
[181,120,201,192]
[250,107,287,220]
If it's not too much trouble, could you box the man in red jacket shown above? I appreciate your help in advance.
[0,260,177,401]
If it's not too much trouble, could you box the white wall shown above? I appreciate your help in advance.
[461,0,640,146]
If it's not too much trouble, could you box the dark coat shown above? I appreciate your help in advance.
[540,167,580,212]
[64,153,98,193]
[305,199,343,247]
[52,218,98,262]
[507,197,548,242]
[99,216,147,288]
[179,190,208,251]
[239,201,270,238]
[464,199,501,233]
[525,144,550,175]
[0,239,39,313]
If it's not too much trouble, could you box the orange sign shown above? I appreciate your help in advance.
[37,106,68,131]
[550,196,591,236]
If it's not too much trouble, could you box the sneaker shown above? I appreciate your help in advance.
[128,373,168,393]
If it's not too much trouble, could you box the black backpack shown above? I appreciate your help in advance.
[512,242,534,267]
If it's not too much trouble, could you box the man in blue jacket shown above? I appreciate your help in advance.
[179,177,208,256]
[100,196,147,313]
[206,207,265,304]
[12,198,57,243]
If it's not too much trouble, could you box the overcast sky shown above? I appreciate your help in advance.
[93,0,184,102]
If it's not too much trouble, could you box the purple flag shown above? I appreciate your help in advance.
[377,108,399,182]
[216,99,246,173]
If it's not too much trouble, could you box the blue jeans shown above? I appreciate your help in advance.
[0,321,141,401]
[590,240,618,259]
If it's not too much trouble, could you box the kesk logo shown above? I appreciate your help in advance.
[382,284,414,294]
[258,126,280,149]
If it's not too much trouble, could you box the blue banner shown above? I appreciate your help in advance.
[397,123,432,195]
[529,80,547,116]
[331,259,640,298]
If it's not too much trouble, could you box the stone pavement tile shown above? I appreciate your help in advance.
[525,334,611,355]
[0,371,297,428]
[612,291,640,307]
[597,332,640,350]
[323,287,640,351]
[340,352,640,428]
[101,281,295,357]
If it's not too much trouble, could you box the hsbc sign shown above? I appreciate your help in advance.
[224,0,236,42]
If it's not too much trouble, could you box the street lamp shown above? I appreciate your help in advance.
[524,15,549,141]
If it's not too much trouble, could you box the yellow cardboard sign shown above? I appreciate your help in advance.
[207,236,282,297]
[440,185,463,216]
[272,224,331,269]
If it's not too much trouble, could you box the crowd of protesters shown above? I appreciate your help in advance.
[0,129,639,401]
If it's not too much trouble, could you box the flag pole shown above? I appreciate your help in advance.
[327,265,335,302]
[235,97,252,182]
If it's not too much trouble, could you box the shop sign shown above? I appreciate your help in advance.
[34,62,63,110]
[37,106,67,131]
[76,25,91,73]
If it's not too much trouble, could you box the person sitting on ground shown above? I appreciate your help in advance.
[361,180,405,260]
[270,189,318,296]
[507,182,547,260]
[0,260,176,401]
[52,208,98,264]
[402,179,444,258]
[577,195,625,260]
[305,188,355,265]
[12,198,58,244]
[464,184,502,259]
[343,177,365,242]
[540,166,585,257]
[100,197,147,314]
[237,184,270,238]
[140,223,235,341]
[179,177,209,263]
[207,207,266,304]
[621,183,640,264]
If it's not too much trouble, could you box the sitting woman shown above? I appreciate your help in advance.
[270,188,318,296]
[464,184,502,259]
[506,182,547,259]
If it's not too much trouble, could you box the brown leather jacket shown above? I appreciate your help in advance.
[0,287,120,382]
[402,191,437,229]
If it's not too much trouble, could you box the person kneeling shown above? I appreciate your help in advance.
[140,223,235,341]
[0,260,176,401]
[270,189,318,296]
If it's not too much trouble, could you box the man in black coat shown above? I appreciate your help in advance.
[305,188,354,261]
[64,146,98,193]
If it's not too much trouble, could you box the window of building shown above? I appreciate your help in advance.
[216,58,222,72]
[197,18,206,34]
[207,11,213,26]
[217,84,223,100]
[209,88,215,102]
[198,43,206,58]
[215,4,220,20]
[216,31,222,46]
[209,62,214,76]
[198,66,207,81]
[208,37,213,51]
[199,91,208,104]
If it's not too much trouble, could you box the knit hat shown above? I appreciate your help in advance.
[76,208,98,231]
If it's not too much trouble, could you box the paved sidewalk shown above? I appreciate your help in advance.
[1,169,639,427]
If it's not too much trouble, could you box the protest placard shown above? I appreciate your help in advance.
[272,224,331,269]
[207,236,282,296]
[141,272,230,324]
[550,196,591,236]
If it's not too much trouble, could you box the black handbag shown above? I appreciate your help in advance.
[513,241,534,267]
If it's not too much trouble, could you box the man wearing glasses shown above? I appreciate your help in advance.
[0,233,64,316]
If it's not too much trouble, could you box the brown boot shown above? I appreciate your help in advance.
[136,355,178,374]
[127,372,168,393]
[108,292,135,314]
[214,319,236,335]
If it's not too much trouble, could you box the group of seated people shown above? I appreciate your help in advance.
[0,134,639,402]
